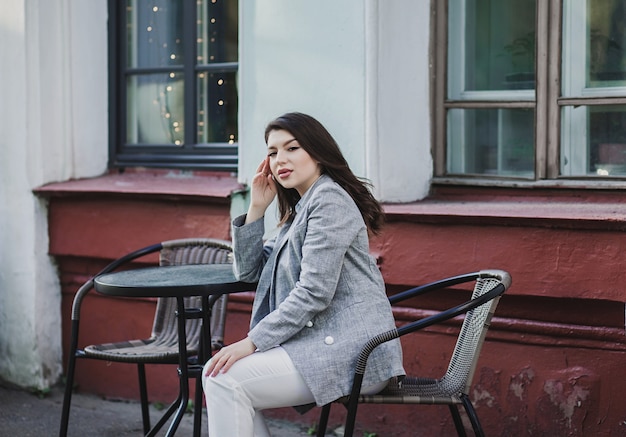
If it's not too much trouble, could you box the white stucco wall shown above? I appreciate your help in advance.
[0,0,107,389]
[238,0,367,193]
[238,0,432,204]
[368,0,432,202]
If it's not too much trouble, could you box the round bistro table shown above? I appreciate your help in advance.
[94,264,256,437]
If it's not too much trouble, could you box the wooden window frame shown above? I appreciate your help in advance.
[432,0,626,189]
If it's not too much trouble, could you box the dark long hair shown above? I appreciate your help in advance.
[264,112,384,234]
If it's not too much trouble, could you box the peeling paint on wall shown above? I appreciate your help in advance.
[509,367,535,401]
[472,367,502,410]
[536,366,598,434]
[543,379,590,428]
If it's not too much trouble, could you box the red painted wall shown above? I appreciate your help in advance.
[40,172,237,403]
[40,177,626,436]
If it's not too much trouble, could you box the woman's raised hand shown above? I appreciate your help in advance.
[246,158,277,223]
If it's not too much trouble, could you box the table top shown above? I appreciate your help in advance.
[94,264,256,298]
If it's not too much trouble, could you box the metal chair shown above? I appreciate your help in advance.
[59,238,233,437]
[316,269,512,437]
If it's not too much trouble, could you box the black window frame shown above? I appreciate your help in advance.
[107,0,238,172]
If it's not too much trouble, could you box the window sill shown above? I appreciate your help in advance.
[384,186,626,231]
[34,169,245,203]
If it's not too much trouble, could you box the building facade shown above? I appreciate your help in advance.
[1,1,625,435]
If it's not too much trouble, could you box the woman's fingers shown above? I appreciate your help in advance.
[256,157,271,176]
[206,351,227,377]
[255,158,266,174]
[265,173,276,190]
[210,356,227,377]
[262,157,271,176]
[205,338,257,378]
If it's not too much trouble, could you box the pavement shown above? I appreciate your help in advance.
[0,380,335,437]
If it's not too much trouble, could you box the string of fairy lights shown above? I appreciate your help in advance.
[132,0,236,146]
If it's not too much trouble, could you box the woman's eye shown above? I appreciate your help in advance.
[288,146,299,152]
[267,152,277,157]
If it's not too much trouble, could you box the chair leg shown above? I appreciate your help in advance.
[460,394,485,437]
[137,363,151,434]
[59,321,80,437]
[193,376,203,437]
[59,355,76,437]
[316,404,331,437]
[449,404,468,437]
[343,399,360,437]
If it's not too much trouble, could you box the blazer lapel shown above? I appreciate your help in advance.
[250,220,294,327]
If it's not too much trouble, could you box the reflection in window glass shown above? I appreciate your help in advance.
[587,0,626,87]
[197,72,238,144]
[447,108,535,177]
[126,1,184,69]
[459,0,536,91]
[126,73,185,146]
[561,105,626,177]
[197,0,238,64]
[122,0,238,149]
[196,0,238,144]
[590,106,626,175]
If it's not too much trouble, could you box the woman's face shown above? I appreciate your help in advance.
[267,129,321,196]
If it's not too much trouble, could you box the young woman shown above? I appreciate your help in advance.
[203,112,404,436]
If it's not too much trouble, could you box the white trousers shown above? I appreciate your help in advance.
[202,346,386,437]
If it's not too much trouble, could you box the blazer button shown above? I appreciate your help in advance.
[324,336,334,345]
[306,321,313,327]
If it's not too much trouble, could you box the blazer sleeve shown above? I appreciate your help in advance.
[248,184,365,351]
[231,214,274,283]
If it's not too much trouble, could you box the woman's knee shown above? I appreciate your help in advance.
[203,359,240,391]
[202,359,227,397]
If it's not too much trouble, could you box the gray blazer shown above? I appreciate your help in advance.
[232,174,405,407]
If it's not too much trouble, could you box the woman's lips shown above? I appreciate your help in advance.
[278,169,292,179]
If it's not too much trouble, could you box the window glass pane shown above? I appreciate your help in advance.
[114,0,238,169]
[453,0,536,92]
[447,108,535,177]
[562,105,626,176]
[197,72,238,144]
[563,0,626,95]
[198,0,238,64]
[126,73,185,146]
[587,0,626,87]
[126,0,184,69]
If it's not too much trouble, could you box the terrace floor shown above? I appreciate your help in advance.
[0,380,337,437]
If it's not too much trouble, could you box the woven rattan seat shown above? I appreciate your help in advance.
[316,269,512,437]
[59,238,233,437]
